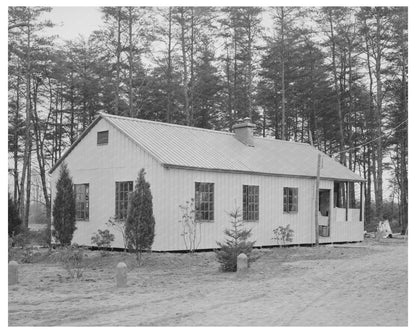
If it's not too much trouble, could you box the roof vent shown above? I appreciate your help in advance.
[232,117,256,147]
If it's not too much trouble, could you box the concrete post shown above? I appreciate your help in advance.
[116,262,127,287]
[237,253,249,273]
[9,261,18,285]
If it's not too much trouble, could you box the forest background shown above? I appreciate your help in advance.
[6,5,408,235]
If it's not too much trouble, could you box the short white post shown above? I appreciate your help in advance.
[116,262,127,288]
[9,261,18,285]
[237,253,248,273]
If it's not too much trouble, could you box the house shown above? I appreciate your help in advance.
[49,113,365,251]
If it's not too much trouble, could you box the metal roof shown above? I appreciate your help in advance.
[101,113,364,182]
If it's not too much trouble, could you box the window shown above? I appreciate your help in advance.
[243,185,259,221]
[97,131,109,145]
[195,182,214,221]
[115,181,133,219]
[283,187,298,213]
[74,184,89,220]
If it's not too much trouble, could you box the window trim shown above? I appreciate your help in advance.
[195,182,215,222]
[242,184,259,222]
[74,183,89,221]
[115,181,134,220]
[97,130,109,145]
[283,187,298,214]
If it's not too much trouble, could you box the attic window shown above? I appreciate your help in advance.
[97,131,109,145]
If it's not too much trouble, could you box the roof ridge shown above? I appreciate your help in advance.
[101,113,235,136]
[254,135,310,146]
[102,113,312,146]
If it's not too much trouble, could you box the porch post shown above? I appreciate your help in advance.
[360,182,363,222]
[345,182,349,221]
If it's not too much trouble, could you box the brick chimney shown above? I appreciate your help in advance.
[232,117,256,147]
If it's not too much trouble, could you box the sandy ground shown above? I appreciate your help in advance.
[8,238,407,326]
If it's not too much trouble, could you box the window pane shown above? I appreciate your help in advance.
[97,131,109,145]
[195,182,214,221]
[75,184,89,221]
[115,181,133,219]
[243,185,259,221]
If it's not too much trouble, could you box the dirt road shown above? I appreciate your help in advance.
[8,239,407,326]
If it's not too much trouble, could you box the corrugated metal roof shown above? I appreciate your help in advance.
[103,113,364,182]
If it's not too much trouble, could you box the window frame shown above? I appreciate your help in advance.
[97,130,109,145]
[115,181,134,220]
[74,183,89,221]
[283,187,298,213]
[243,185,259,221]
[195,182,214,222]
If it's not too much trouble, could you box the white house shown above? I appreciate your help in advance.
[49,113,365,251]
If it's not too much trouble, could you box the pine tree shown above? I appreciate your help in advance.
[216,207,255,272]
[52,163,76,246]
[8,193,22,237]
[125,168,155,261]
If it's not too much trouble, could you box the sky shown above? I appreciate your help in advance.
[43,7,102,41]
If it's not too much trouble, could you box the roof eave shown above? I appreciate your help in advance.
[49,115,103,175]
[162,164,365,182]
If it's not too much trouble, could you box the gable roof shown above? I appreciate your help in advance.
[50,113,364,182]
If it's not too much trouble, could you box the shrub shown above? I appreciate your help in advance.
[8,194,22,237]
[91,229,115,250]
[52,163,76,246]
[216,208,255,272]
[178,198,201,253]
[272,224,294,247]
[125,169,155,261]
[56,245,85,279]
[107,217,128,251]
[13,227,31,248]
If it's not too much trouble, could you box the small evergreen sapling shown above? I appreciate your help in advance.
[8,193,22,238]
[125,169,155,261]
[216,208,255,272]
[52,163,76,246]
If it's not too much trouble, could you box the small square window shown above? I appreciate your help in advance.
[97,131,109,145]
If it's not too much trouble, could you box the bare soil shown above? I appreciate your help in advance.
[8,238,407,326]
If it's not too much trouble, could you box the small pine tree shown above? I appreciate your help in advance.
[8,193,22,237]
[216,207,255,272]
[52,163,76,246]
[125,169,155,261]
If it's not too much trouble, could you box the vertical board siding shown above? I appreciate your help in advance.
[50,119,164,249]
[159,168,320,251]
[50,119,363,251]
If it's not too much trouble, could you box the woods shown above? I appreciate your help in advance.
[8,6,408,233]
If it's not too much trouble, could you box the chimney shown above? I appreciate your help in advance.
[232,117,256,147]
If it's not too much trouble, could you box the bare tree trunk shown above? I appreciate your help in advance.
[13,60,21,203]
[19,9,32,223]
[225,47,233,130]
[32,87,52,245]
[115,7,122,115]
[179,8,190,125]
[328,10,346,165]
[374,9,384,220]
[280,8,286,140]
[247,15,253,121]
[128,7,133,117]
[189,7,195,126]
[363,15,374,225]
[166,7,173,123]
